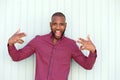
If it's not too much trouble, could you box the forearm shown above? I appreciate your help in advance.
[8,44,35,61]
[73,50,97,70]
[8,44,20,61]
[86,50,97,69]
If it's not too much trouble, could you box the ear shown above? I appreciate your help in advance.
[50,22,52,27]
[65,23,67,28]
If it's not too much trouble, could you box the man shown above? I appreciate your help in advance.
[8,12,97,80]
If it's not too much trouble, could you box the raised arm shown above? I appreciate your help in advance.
[72,35,97,70]
[8,29,35,61]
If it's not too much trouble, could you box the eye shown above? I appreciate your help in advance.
[52,23,57,26]
[60,23,64,26]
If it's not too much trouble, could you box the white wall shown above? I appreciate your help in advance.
[0,0,120,80]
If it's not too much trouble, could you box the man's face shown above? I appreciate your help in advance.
[50,16,66,40]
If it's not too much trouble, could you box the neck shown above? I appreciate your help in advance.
[53,38,58,44]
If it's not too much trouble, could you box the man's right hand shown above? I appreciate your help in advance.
[8,29,26,46]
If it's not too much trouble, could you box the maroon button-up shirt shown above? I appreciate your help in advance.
[8,33,97,80]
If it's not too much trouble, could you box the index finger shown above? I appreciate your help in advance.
[79,38,86,42]
[77,38,85,44]
[18,33,26,38]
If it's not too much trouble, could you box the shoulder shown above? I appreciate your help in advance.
[64,36,76,44]
[27,34,49,46]
[28,34,48,43]
[63,36,79,51]
[33,33,49,40]
[63,36,78,48]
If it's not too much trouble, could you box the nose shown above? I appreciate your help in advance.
[56,24,60,29]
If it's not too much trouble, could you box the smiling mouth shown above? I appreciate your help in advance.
[55,30,61,37]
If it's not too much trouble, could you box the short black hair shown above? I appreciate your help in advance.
[51,12,66,21]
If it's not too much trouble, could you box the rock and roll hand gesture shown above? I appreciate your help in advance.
[8,29,26,46]
[77,35,96,53]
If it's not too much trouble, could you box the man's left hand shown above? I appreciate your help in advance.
[77,35,96,53]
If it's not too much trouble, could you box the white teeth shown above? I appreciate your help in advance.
[55,30,61,36]
[56,30,60,33]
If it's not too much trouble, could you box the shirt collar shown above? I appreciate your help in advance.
[44,32,65,45]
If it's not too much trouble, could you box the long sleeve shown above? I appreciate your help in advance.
[71,42,97,70]
[8,38,36,61]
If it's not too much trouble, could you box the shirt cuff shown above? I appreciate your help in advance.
[89,49,97,57]
[7,44,16,51]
